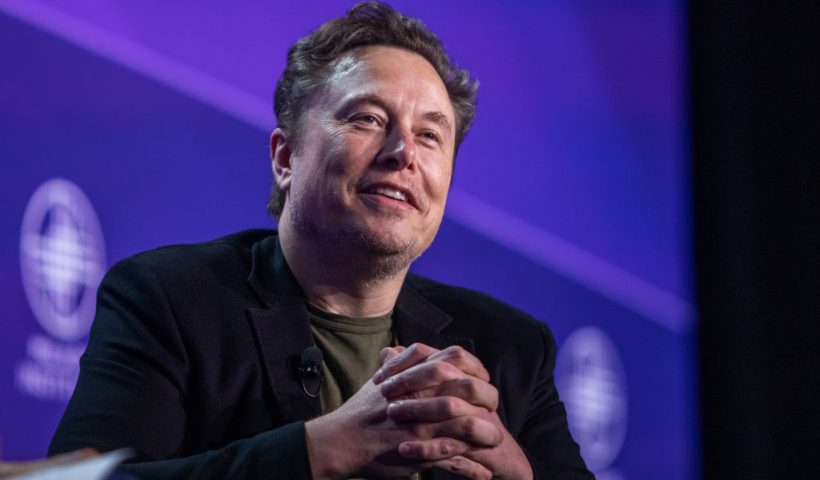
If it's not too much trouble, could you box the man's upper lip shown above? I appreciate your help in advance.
[359,181,419,208]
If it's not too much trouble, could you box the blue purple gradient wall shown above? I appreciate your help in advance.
[0,1,694,477]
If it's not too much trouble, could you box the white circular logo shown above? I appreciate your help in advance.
[20,179,106,342]
[555,327,628,472]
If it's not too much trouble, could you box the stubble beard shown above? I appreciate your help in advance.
[288,197,423,281]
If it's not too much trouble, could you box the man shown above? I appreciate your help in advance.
[49,3,592,479]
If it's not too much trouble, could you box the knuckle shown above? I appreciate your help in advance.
[438,438,455,456]
[449,456,464,472]
[411,441,427,457]
[459,377,478,397]
[432,361,450,378]
[440,396,459,416]
[493,426,505,446]
[383,356,400,371]
[386,377,412,398]
[439,361,461,378]
[409,342,431,358]
[446,345,467,360]
[403,443,420,458]
[460,458,490,480]
[479,383,499,408]
[467,464,485,479]
[403,343,419,362]
[460,417,477,439]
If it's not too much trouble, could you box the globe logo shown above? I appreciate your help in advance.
[20,179,106,342]
[555,327,628,472]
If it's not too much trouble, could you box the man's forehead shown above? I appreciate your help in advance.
[322,46,454,116]
[329,47,432,83]
[327,50,367,80]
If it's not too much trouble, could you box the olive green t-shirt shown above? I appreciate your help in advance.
[307,304,394,413]
[307,305,423,480]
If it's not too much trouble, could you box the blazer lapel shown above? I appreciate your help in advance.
[393,280,475,356]
[246,235,321,422]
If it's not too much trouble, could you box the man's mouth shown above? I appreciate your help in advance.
[370,187,407,202]
[359,182,418,209]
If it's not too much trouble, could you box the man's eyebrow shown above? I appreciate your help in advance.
[341,93,453,135]
[422,111,453,136]
[341,93,389,111]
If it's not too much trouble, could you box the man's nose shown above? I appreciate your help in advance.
[376,127,416,170]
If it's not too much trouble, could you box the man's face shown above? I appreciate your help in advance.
[275,45,456,269]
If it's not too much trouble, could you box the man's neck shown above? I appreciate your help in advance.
[278,225,408,318]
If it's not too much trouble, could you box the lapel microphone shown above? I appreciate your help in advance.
[298,346,323,398]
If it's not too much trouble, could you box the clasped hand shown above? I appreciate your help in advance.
[305,343,533,480]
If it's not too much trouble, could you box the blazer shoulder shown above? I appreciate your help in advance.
[404,272,554,345]
[106,229,274,283]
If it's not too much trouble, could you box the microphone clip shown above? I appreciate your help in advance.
[298,346,323,398]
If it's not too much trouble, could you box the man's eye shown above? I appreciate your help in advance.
[352,114,380,125]
[421,131,441,144]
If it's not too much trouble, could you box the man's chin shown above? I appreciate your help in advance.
[346,229,423,278]
[288,209,424,275]
[352,229,416,258]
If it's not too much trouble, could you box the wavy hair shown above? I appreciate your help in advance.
[268,1,478,218]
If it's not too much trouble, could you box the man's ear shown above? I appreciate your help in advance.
[270,128,293,194]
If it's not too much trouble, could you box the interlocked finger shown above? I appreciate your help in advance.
[428,453,494,480]
[387,385,497,424]
[397,437,470,461]
[387,397,478,423]
[379,346,406,365]
[374,343,440,384]
[434,376,498,411]
[425,346,491,382]
[382,366,498,411]
[411,416,503,448]
[380,360,463,399]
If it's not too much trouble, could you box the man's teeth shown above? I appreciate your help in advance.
[373,187,407,202]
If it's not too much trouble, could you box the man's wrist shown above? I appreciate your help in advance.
[305,415,349,480]
[514,445,536,480]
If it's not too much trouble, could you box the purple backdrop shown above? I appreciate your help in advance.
[1,1,694,477]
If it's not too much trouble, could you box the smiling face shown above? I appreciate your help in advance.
[273,45,456,272]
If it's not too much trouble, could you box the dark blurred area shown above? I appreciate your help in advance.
[692,1,820,478]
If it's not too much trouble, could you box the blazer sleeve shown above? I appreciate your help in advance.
[48,256,313,479]
[517,322,594,480]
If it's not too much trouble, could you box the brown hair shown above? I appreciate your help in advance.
[268,1,478,217]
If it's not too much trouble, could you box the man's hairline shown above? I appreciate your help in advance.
[283,45,462,154]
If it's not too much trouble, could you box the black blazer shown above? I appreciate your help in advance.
[49,230,591,479]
